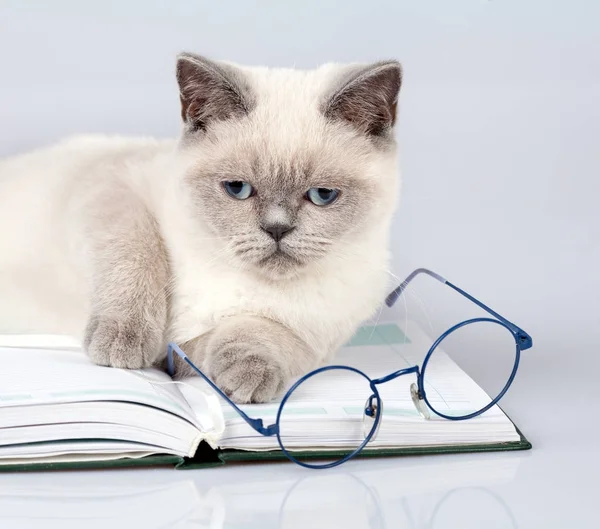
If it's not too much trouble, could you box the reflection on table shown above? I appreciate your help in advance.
[0,453,523,529]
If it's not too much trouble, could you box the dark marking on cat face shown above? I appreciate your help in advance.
[176,53,255,133]
[323,61,402,138]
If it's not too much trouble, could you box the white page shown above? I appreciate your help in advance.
[177,377,226,446]
[0,440,172,459]
[0,346,196,424]
[0,422,193,455]
[0,334,81,350]
[0,341,228,462]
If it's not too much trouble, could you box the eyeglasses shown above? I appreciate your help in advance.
[167,268,532,469]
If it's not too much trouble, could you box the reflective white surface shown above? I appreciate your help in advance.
[0,366,597,529]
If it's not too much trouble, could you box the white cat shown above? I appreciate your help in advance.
[0,53,402,403]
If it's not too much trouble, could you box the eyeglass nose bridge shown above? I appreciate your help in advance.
[370,365,420,386]
[363,365,430,442]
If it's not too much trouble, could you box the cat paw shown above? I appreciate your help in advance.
[206,346,286,404]
[84,315,162,369]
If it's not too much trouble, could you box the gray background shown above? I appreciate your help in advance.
[1,1,599,526]
[1,2,599,387]
[2,0,598,362]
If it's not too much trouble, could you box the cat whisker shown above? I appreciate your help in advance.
[287,243,331,250]
[383,269,436,337]
[235,249,272,262]
[235,244,269,255]
[368,303,385,341]
[138,277,177,341]
[201,244,236,267]
[193,235,233,241]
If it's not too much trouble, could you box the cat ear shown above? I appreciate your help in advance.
[324,61,402,137]
[176,52,252,132]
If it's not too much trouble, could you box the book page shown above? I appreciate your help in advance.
[0,345,196,424]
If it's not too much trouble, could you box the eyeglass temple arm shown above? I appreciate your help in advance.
[385,268,533,350]
[385,268,446,307]
[167,343,278,436]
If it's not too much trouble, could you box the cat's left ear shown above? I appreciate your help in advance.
[176,52,252,132]
[324,61,402,138]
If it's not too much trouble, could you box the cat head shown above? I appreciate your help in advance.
[175,52,402,279]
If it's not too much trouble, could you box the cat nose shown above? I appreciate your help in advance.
[262,224,295,242]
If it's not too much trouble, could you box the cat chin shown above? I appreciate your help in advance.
[251,251,308,281]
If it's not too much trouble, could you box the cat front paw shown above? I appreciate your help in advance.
[84,315,163,369]
[206,346,286,404]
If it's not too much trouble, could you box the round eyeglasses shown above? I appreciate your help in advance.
[167,268,532,469]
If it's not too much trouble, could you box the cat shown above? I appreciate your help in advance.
[0,52,402,403]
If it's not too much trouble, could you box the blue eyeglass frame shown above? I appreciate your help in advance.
[167,267,533,469]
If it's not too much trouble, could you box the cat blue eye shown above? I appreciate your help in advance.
[306,187,340,206]
[222,181,254,200]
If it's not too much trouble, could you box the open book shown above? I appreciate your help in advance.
[0,322,530,470]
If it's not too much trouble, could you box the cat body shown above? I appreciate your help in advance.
[0,54,402,402]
